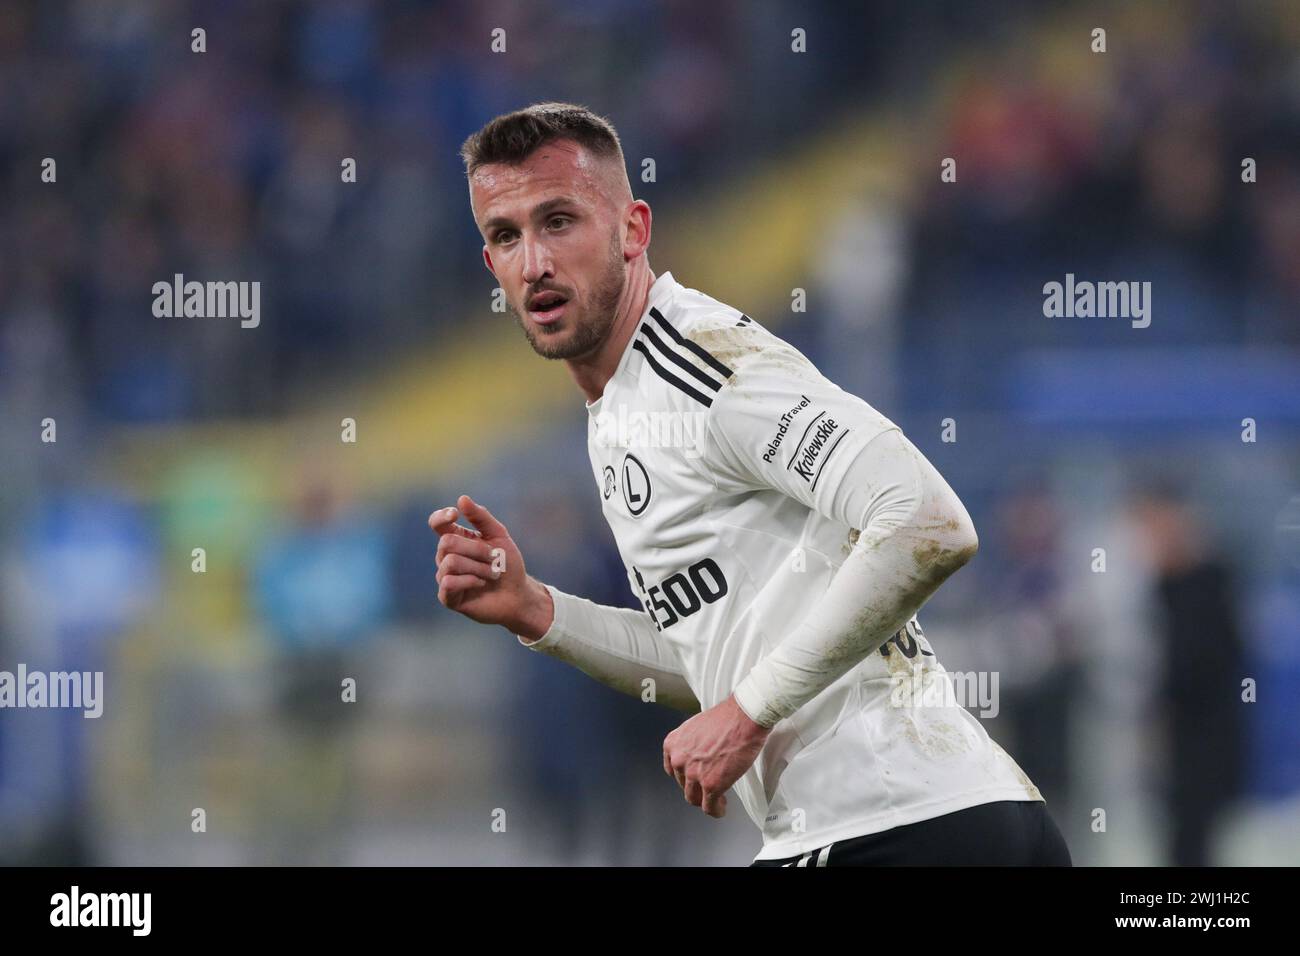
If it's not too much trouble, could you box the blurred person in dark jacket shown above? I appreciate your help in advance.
[1132,487,1247,866]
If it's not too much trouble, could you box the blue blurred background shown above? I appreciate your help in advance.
[1,0,1298,865]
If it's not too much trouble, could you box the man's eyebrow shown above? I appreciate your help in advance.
[482,196,581,231]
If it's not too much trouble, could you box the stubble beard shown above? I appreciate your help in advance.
[510,232,626,361]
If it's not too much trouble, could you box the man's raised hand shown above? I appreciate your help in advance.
[429,494,553,640]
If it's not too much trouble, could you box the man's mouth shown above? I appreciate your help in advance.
[527,291,570,324]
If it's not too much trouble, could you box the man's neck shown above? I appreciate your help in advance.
[566,264,656,404]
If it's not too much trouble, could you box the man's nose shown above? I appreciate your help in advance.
[520,232,553,284]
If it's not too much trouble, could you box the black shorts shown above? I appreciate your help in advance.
[750,800,1072,866]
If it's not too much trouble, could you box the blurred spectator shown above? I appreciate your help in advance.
[982,486,1081,811]
[0,490,159,865]
[250,471,392,863]
[1132,488,1247,866]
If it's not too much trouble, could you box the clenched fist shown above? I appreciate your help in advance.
[663,694,771,818]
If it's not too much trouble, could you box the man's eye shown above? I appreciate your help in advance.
[495,231,517,244]
[548,216,570,229]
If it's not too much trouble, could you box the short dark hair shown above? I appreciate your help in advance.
[459,101,625,178]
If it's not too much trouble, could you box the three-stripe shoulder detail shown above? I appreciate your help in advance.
[634,307,734,407]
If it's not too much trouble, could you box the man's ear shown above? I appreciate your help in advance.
[626,199,652,259]
[481,245,497,279]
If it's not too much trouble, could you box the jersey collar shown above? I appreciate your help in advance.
[586,270,678,415]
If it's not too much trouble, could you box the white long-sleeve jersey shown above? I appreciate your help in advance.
[518,271,1042,861]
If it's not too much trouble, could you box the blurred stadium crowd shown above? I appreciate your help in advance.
[1,0,1298,865]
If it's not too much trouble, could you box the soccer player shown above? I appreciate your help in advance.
[433,102,1071,866]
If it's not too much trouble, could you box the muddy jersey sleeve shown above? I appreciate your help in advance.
[703,349,980,728]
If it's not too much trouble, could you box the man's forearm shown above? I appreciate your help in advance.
[515,582,701,713]
[732,428,978,728]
